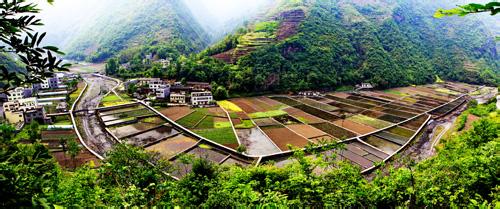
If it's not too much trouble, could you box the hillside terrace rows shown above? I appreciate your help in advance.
[93,82,477,178]
[212,8,305,64]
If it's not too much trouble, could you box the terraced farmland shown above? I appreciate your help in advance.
[91,83,477,178]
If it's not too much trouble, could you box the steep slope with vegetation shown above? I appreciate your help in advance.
[64,0,210,62]
[123,0,497,94]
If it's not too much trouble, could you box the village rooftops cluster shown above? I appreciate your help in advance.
[125,78,214,107]
[1,72,78,127]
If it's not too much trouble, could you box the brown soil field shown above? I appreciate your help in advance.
[207,107,227,117]
[224,143,239,149]
[146,135,198,159]
[284,107,325,124]
[286,124,328,139]
[214,117,230,123]
[368,91,402,100]
[309,135,337,143]
[332,119,377,135]
[262,127,310,150]
[330,92,351,99]
[231,118,242,125]
[246,97,275,111]
[159,106,193,121]
[51,138,101,169]
[258,96,283,107]
[42,130,77,140]
[254,118,280,127]
[236,112,250,120]
[231,99,259,113]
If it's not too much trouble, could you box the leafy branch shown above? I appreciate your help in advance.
[434,2,500,18]
[0,0,69,93]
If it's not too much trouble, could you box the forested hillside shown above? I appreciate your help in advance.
[63,0,210,62]
[113,0,498,94]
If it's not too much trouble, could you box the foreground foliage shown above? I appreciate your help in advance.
[0,101,498,207]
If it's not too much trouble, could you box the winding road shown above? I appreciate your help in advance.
[75,74,119,156]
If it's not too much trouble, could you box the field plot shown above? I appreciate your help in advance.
[125,125,179,147]
[296,97,339,112]
[334,141,390,170]
[170,143,253,177]
[109,118,164,139]
[332,119,377,135]
[286,124,331,140]
[400,114,429,130]
[42,130,78,146]
[217,101,280,153]
[261,126,310,150]
[43,130,100,168]
[186,145,229,163]
[237,127,281,155]
[363,136,400,154]
[326,100,364,114]
[157,106,193,121]
[348,114,393,129]
[283,107,325,124]
[311,122,357,139]
[326,95,375,109]
[99,105,143,116]
[429,97,467,117]
[100,93,131,107]
[174,107,238,147]
[146,135,198,159]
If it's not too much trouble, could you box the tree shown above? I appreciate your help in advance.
[213,86,229,100]
[105,58,119,75]
[0,124,60,208]
[27,121,41,143]
[434,2,499,18]
[0,0,69,93]
[67,140,81,169]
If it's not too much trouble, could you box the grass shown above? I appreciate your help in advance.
[194,127,237,145]
[295,116,309,124]
[248,110,287,119]
[215,121,232,129]
[234,120,254,129]
[218,101,243,112]
[384,90,409,97]
[176,108,208,128]
[68,82,85,106]
[435,88,460,96]
[254,21,278,33]
[101,93,131,107]
[53,119,73,126]
[195,116,214,129]
[388,126,415,138]
[102,94,121,103]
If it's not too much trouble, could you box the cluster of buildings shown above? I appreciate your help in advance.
[1,72,78,126]
[126,78,214,106]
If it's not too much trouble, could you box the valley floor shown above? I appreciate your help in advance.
[69,76,493,178]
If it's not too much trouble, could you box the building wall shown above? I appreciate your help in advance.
[4,111,24,124]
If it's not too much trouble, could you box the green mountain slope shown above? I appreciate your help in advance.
[64,0,210,62]
[165,0,498,93]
